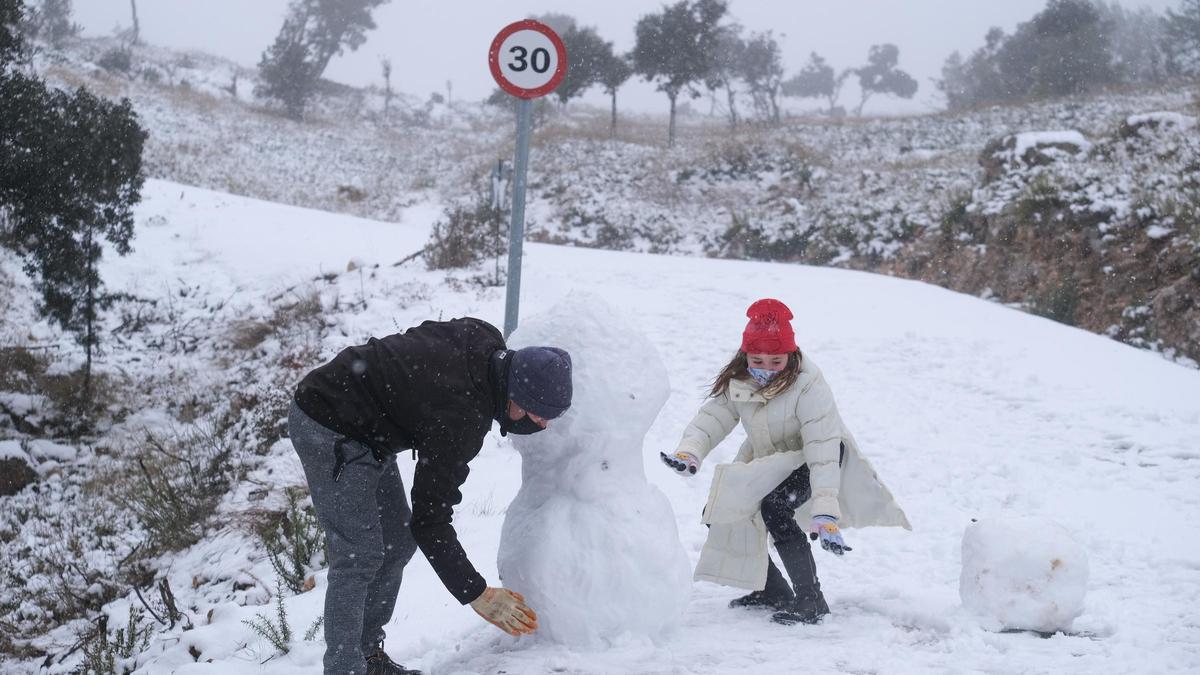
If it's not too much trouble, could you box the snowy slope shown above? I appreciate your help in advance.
[20,180,1200,674]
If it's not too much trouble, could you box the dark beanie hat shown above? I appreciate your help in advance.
[508,346,573,420]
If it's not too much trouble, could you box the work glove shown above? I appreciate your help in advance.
[470,587,538,637]
[660,451,699,476]
[809,515,852,555]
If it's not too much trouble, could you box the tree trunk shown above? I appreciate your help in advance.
[83,231,95,402]
[855,91,870,117]
[668,92,677,148]
[130,0,140,45]
[610,90,618,139]
[769,90,780,125]
[725,85,738,131]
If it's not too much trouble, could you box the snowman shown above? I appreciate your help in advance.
[497,293,692,647]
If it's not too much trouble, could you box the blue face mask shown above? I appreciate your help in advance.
[748,367,781,386]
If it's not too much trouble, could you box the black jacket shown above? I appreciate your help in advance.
[294,317,507,604]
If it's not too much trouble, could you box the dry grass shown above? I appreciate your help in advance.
[107,425,239,554]
[159,83,227,115]
[0,346,128,437]
[227,289,324,352]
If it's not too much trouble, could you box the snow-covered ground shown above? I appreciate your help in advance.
[6,179,1200,673]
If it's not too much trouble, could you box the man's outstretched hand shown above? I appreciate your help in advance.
[470,587,538,637]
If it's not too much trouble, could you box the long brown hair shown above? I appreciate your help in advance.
[708,350,802,399]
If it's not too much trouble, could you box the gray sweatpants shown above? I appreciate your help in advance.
[288,401,418,675]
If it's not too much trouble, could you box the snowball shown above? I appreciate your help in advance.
[498,292,691,647]
[959,517,1089,633]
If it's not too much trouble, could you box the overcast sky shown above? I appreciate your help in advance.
[74,0,1181,115]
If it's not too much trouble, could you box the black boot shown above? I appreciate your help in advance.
[365,644,422,675]
[770,538,831,626]
[729,558,795,610]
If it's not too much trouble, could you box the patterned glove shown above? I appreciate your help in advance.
[470,587,538,637]
[809,515,852,555]
[660,451,699,476]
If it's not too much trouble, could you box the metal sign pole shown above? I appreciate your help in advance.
[504,97,533,338]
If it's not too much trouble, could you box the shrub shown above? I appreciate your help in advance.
[939,190,979,244]
[1030,281,1081,326]
[229,290,323,352]
[716,212,774,260]
[241,579,323,657]
[0,345,126,437]
[121,427,238,553]
[78,607,153,675]
[97,47,132,75]
[261,489,326,595]
[1013,174,1068,227]
[424,196,505,271]
[1,467,147,657]
[243,580,293,656]
[0,345,44,392]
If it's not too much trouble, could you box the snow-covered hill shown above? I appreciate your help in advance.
[3,180,1198,674]
[31,37,1200,365]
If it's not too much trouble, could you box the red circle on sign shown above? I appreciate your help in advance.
[488,20,568,100]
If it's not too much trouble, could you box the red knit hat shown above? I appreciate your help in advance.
[741,299,797,354]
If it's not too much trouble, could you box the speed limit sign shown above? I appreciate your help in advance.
[489,20,568,338]
[488,20,568,99]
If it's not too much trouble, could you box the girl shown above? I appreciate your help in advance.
[662,299,910,625]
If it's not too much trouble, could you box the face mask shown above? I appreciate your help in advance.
[500,414,546,436]
[748,367,781,387]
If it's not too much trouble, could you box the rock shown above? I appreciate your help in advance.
[336,185,367,202]
[1118,112,1198,140]
[980,130,1091,182]
[0,447,37,496]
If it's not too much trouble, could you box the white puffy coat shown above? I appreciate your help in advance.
[675,356,910,590]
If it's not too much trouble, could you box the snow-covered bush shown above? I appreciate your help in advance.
[0,479,142,656]
[424,195,506,272]
[260,489,326,596]
[0,344,128,438]
[79,607,153,675]
[119,427,238,554]
[97,46,132,75]
[241,579,325,658]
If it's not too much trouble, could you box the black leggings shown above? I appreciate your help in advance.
[761,464,812,544]
[760,442,845,544]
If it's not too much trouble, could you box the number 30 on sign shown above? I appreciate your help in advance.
[488,20,568,99]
